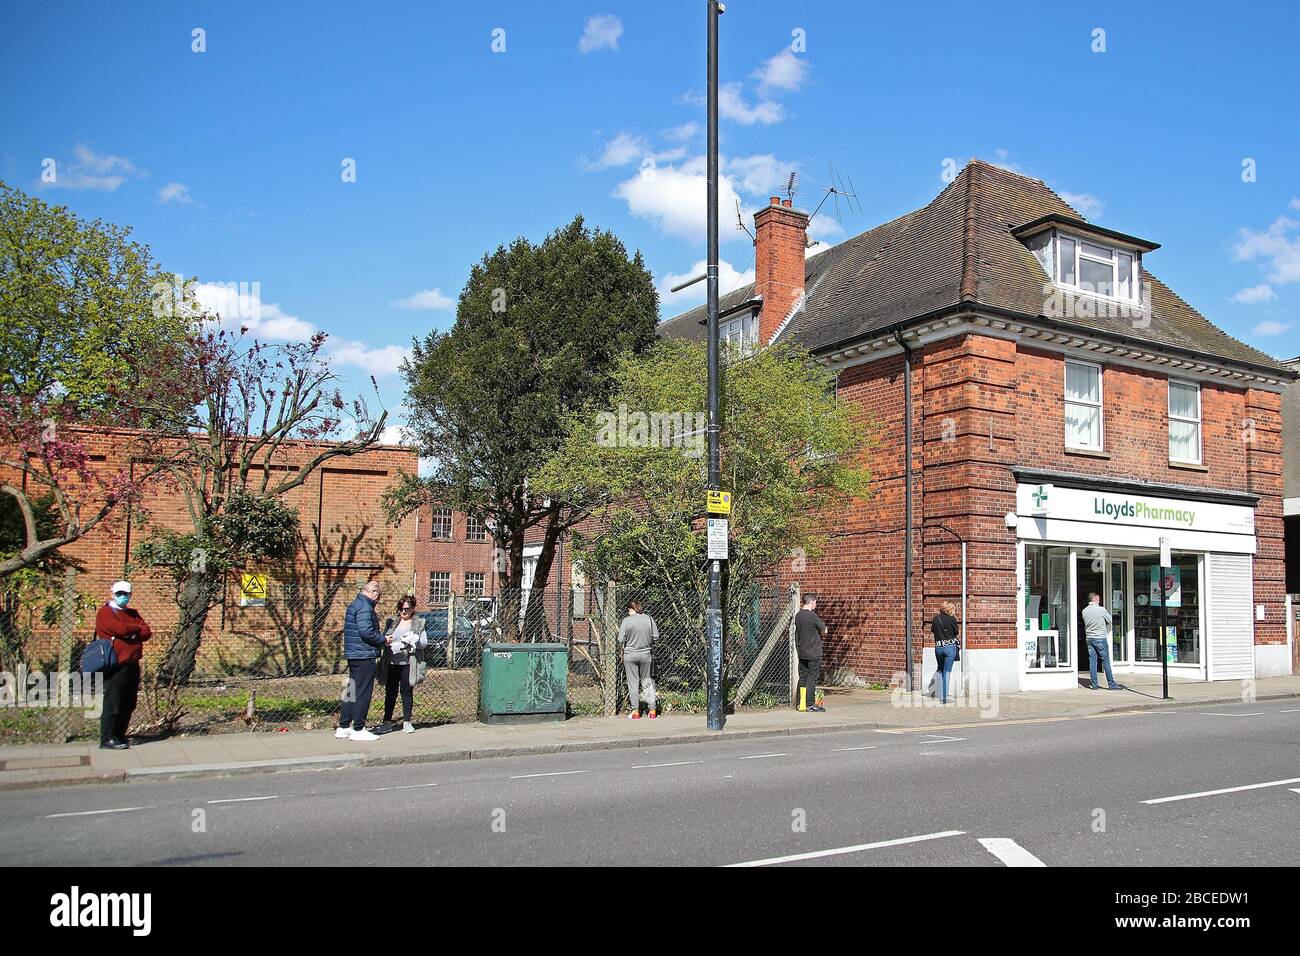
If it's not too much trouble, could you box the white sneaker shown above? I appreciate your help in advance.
[335,726,351,739]
[402,722,415,734]
[349,727,379,741]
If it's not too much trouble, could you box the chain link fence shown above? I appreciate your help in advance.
[1,568,797,742]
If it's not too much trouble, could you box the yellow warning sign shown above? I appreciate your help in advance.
[706,490,732,515]
[240,572,268,607]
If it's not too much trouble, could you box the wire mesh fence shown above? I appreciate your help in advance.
[1,568,797,742]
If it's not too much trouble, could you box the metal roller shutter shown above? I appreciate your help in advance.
[1208,553,1254,681]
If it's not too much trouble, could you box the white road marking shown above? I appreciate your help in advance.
[1142,776,1300,805]
[1278,709,1300,713]
[509,770,589,779]
[1290,789,1300,795]
[830,746,878,752]
[630,760,703,769]
[978,837,1047,867]
[740,753,788,760]
[45,806,150,819]
[207,795,280,804]
[371,783,439,792]
[1197,712,1264,717]
[726,830,966,867]
[919,734,966,742]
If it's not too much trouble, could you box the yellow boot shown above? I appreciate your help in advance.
[798,687,807,712]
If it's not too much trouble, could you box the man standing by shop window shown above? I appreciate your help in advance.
[1083,592,1122,691]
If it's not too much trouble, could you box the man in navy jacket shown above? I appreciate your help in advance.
[337,579,389,740]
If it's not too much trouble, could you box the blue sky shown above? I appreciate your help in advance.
[2,1,1298,437]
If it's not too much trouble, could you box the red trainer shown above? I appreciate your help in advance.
[648,710,657,719]
[627,711,641,720]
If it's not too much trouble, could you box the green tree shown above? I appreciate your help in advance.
[535,338,875,617]
[388,215,658,640]
[0,181,192,578]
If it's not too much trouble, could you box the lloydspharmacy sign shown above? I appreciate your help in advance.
[1094,497,1195,527]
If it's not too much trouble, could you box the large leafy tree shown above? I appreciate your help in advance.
[135,326,387,686]
[0,181,191,578]
[535,338,875,623]
[388,215,658,640]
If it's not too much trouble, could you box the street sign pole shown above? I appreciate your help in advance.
[1159,537,1171,700]
[704,0,727,731]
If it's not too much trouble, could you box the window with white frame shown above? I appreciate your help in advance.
[720,311,757,353]
[465,513,487,542]
[427,571,451,606]
[430,507,452,540]
[1050,232,1140,302]
[1064,360,1103,450]
[1168,380,1202,463]
[464,572,485,598]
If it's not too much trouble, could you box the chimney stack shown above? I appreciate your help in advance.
[753,196,809,345]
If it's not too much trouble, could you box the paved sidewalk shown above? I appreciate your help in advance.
[2,673,1296,790]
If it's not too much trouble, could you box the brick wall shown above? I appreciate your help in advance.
[411,504,496,610]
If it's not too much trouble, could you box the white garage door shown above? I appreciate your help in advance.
[1208,553,1254,681]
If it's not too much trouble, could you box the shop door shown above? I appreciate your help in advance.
[1108,558,1129,664]
[1076,558,1105,672]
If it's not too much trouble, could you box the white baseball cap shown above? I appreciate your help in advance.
[110,580,133,595]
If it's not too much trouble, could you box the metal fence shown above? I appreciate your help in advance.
[1,569,797,742]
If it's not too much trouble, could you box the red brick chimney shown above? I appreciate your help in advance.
[753,196,809,345]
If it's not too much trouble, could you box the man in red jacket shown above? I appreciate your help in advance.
[94,580,152,749]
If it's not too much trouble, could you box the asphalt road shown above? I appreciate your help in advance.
[2,698,1298,867]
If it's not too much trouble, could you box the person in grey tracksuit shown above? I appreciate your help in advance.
[618,599,658,719]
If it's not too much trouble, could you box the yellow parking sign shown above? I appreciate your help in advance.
[240,572,268,607]
[706,490,731,515]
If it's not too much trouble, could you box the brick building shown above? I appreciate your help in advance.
[661,159,1297,690]
[5,427,417,674]
[410,503,496,611]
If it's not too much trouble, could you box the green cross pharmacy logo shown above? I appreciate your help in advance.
[1032,485,1049,508]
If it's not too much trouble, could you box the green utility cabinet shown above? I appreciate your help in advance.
[478,643,568,723]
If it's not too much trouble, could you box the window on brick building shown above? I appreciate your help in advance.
[720,312,757,354]
[427,571,451,606]
[1168,380,1202,464]
[465,514,487,541]
[1064,360,1103,451]
[430,508,452,540]
[1046,232,1141,303]
[464,572,485,598]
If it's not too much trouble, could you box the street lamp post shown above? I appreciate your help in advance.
[705,0,727,731]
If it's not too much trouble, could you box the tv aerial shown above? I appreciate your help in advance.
[807,163,861,227]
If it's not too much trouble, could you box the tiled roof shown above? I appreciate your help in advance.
[659,159,1292,375]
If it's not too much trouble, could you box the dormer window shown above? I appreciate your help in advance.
[720,311,757,354]
[1052,233,1139,302]
[1017,216,1156,307]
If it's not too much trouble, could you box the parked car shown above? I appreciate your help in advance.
[416,598,499,668]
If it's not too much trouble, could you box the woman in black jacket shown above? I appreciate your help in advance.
[931,600,960,704]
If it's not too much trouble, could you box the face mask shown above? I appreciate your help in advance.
[113,594,130,608]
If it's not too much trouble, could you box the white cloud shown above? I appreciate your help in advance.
[754,48,808,92]
[614,156,746,242]
[193,281,317,341]
[1232,214,1300,285]
[658,258,756,311]
[1231,284,1276,304]
[44,144,145,191]
[329,340,411,377]
[157,182,193,204]
[725,154,795,196]
[663,122,698,142]
[988,149,1027,175]
[392,288,454,310]
[1251,319,1294,337]
[1059,191,1104,219]
[718,82,784,125]
[578,14,622,53]
[1290,198,1300,212]
[587,132,647,169]
[807,214,845,245]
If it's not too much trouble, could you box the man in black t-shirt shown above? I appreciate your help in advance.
[793,593,827,712]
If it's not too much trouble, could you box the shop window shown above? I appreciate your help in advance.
[1134,554,1201,664]
[1065,360,1103,451]
[1024,544,1073,669]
